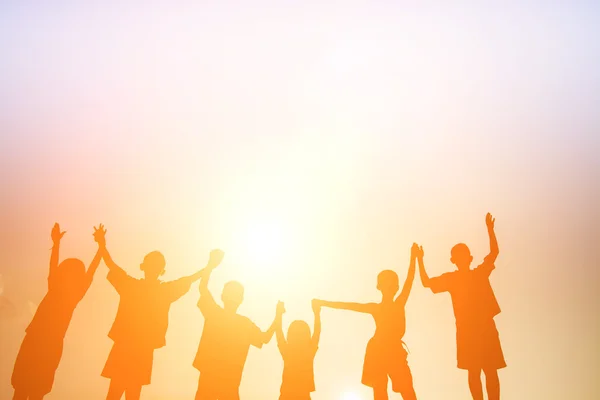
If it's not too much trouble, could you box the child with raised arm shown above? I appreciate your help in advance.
[12,223,104,400]
[417,213,505,400]
[315,243,419,400]
[100,228,224,400]
[276,299,322,400]
[193,264,282,400]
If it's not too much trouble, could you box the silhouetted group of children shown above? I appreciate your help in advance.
[12,214,505,400]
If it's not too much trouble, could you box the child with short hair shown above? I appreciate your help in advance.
[418,213,506,400]
[100,228,223,400]
[193,263,281,400]
[12,223,104,400]
[315,243,419,400]
[276,299,322,400]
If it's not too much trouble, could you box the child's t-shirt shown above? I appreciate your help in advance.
[194,292,263,389]
[428,256,501,327]
[278,341,318,395]
[25,269,88,339]
[107,269,192,349]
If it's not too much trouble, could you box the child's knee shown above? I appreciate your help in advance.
[373,387,389,400]
[484,369,499,384]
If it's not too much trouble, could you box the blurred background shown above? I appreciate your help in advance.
[0,1,598,399]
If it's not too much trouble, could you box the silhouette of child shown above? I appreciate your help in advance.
[418,213,505,400]
[315,243,419,400]
[100,229,224,400]
[193,264,281,400]
[276,299,321,400]
[12,223,105,400]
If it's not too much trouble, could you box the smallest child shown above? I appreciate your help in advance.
[276,299,322,400]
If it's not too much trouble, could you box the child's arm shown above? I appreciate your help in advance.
[83,224,106,289]
[395,243,418,305]
[181,250,224,286]
[49,223,66,279]
[275,302,287,353]
[315,299,376,314]
[261,301,285,344]
[485,213,499,263]
[417,246,431,288]
[311,299,322,346]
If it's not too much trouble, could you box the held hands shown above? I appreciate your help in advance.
[311,299,322,314]
[51,223,66,244]
[276,301,286,316]
[486,213,495,230]
[206,249,225,270]
[410,243,420,260]
[93,224,106,248]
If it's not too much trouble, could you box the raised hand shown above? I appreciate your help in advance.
[411,242,420,259]
[277,301,286,316]
[311,298,321,314]
[93,224,106,248]
[207,249,225,270]
[51,223,66,244]
[486,213,495,230]
[417,245,424,259]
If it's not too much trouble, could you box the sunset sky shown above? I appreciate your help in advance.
[1,2,599,399]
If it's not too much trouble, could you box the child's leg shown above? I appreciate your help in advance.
[373,385,389,400]
[483,369,500,400]
[12,389,28,400]
[106,380,126,400]
[467,369,484,400]
[124,385,142,400]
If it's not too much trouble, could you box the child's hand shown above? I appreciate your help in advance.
[417,245,424,259]
[312,299,321,314]
[486,213,495,230]
[411,242,420,259]
[276,301,286,316]
[51,223,66,244]
[93,224,106,248]
[207,249,225,270]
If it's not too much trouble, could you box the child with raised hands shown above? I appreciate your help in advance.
[276,299,322,400]
[12,223,104,400]
[418,213,505,400]
[314,243,420,400]
[100,227,224,400]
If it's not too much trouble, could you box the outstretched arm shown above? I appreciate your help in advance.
[417,246,431,288]
[49,223,66,279]
[275,302,287,352]
[182,249,224,286]
[84,224,106,289]
[262,301,285,344]
[485,213,499,264]
[396,243,418,305]
[316,300,376,314]
[311,299,322,346]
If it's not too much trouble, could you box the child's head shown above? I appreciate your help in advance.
[287,320,312,346]
[140,251,166,280]
[221,280,244,311]
[451,243,473,271]
[377,269,399,296]
[54,258,86,289]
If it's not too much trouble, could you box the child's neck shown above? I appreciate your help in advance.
[381,293,395,303]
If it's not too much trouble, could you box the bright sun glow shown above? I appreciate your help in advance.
[242,218,288,270]
[341,392,362,400]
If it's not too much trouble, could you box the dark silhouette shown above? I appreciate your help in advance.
[276,299,321,399]
[315,244,419,400]
[193,264,281,400]
[11,223,104,400]
[418,213,506,400]
[100,228,224,400]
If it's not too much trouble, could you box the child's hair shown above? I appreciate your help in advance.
[287,320,312,346]
[54,258,86,288]
[140,251,166,276]
[377,269,399,292]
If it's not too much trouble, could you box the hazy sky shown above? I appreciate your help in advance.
[1,2,599,399]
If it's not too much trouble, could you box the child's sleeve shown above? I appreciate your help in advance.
[107,268,134,294]
[475,256,496,277]
[428,272,453,293]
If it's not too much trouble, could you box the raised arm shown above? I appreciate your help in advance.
[83,224,106,289]
[316,299,376,314]
[49,223,66,279]
[261,301,285,344]
[311,299,322,346]
[485,213,499,263]
[182,249,224,286]
[275,301,287,352]
[395,243,418,305]
[417,245,431,288]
